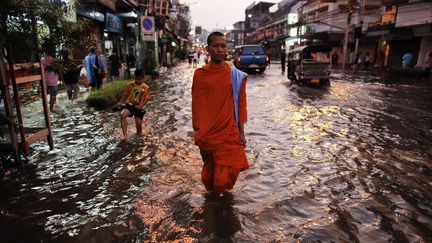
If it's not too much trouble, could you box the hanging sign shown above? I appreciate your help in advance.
[287,13,298,25]
[106,13,122,33]
[141,16,155,41]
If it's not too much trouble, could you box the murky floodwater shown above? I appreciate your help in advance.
[1,63,431,242]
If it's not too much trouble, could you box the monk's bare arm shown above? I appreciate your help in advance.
[238,78,247,146]
[238,122,246,146]
[239,78,247,122]
[192,72,204,133]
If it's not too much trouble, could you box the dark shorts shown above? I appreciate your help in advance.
[122,103,146,119]
[47,86,58,97]
[89,72,103,89]
[110,68,119,77]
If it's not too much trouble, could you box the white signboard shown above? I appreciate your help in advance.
[290,27,298,37]
[287,13,298,25]
[141,16,155,42]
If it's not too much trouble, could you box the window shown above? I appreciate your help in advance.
[242,46,265,55]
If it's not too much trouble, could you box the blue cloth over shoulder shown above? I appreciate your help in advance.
[230,66,247,127]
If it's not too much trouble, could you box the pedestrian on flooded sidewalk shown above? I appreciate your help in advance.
[62,51,83,103]
[281,50,286,74]
[192,31,249,196]
[114,69,151,140]
[84,47,105,94]
[352,53,360,74]
[108,51,121,81]
[42,50,59,112]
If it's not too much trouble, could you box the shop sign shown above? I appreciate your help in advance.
[195,26,202,35]
[287,13,298,25]
[299,25,307,35]
[141,16,155,42]
[105,13,122,33]
[289,27,298,37]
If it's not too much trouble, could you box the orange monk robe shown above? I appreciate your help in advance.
[192,61,248,194]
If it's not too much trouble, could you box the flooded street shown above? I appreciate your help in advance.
[1,62,431,242]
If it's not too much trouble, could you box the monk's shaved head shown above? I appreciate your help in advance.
[207,32,225,46]
[206,32,227,63]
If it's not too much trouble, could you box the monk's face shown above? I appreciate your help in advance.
[207,35,227,63]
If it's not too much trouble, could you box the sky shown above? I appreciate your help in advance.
[179,0,281,31]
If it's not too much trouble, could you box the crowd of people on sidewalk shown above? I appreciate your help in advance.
[40,46,152,143]
[40,47,137,111]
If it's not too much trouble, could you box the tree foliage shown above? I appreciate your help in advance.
[0,0,95,61]
[173,4,191,39]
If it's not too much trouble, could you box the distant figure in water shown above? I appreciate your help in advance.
[192,32,249,196]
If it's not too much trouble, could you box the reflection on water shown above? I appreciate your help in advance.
[1,65,431,242]
[235,71,432,242]
[193,192,241,240]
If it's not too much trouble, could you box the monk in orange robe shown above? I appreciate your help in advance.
[192,32,249,195]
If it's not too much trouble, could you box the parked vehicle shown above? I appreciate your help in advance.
[287,44,332,86]
[233,45,268,73]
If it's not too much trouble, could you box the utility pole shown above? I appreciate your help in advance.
[138,0,146,70]
[342,0,354,70]
[354,0,365,56]
[297,0,307,46]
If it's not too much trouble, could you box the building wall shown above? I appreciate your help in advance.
[381,1,432,67]
[418,36,432,65]
[395,3,432,28]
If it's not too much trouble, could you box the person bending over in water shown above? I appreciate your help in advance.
[114,69,151,140]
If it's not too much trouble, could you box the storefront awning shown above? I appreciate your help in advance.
[77,7,105,22]
[366,29,391,36]
[302,31,344,43]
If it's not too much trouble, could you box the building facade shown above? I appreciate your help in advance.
[366,0,432,68]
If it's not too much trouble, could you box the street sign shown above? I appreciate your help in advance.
[287,13,298,25]
[141,16,155,42]
[195,26,202,35]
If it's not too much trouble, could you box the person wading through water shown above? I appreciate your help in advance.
[192,32,249,196]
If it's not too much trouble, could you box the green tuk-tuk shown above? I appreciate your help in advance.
[287,44,332,86]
